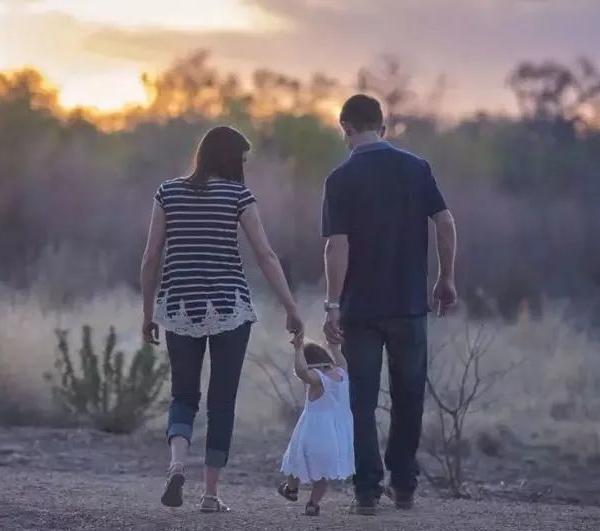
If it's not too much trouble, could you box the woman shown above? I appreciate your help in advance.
[140,126,303,512]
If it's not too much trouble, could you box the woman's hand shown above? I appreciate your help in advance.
[142,319,160,345]
[286,307,304,342]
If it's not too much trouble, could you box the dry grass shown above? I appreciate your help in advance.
[1,284,600,460]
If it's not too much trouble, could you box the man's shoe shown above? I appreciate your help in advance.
[385,485,414,510]
[349,494,377,516]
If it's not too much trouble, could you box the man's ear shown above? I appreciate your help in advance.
[340,121,355,137]
[380,125,386,138]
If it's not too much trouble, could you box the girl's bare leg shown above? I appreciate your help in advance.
[287,475,300,490]
[310,479,327,505]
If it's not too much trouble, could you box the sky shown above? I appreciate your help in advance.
[1,0,599,116]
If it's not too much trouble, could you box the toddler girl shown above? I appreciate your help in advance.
[278,338,354,516]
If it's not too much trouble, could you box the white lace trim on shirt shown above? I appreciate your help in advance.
[154,290,257,337]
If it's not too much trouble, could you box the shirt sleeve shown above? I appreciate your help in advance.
[321,173,350,237]
[238,185,256,215]
[421,160,447,217]
[154,183,166,209]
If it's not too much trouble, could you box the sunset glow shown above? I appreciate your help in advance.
[1,0,599,115]
[38,0,282,32]
[0,0,286,111]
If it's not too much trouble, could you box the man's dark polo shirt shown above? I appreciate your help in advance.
[322,141,447,323]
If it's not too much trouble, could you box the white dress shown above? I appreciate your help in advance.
[281,368,355,483]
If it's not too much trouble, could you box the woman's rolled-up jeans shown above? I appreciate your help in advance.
[165,322,251,468]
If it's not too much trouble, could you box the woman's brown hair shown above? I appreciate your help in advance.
[188,126,251,187]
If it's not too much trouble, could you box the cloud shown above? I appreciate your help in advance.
[0,0,42,4]
[0,0,42,11]
[2,0,599,114]
[80,0,600,114]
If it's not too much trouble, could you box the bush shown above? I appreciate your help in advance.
[46,325,169,433]
[421,323,518,497]
[246,349,304,427]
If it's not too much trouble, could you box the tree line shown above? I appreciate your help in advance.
[1,52,599,323]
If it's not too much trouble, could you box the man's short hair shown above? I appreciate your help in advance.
[340,94,384,132]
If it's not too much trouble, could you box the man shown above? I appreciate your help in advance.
[322,94,457,515]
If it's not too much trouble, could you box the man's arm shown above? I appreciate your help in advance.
[431,209,457,316]
[328,342,348,371]
[324,234,349,343]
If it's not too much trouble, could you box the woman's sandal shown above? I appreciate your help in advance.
[305,500,320,516]
[277,482,299,502]
[199,494,231,513]
[161,462,185,508]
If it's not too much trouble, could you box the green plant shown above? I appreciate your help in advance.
[46,325,169,433]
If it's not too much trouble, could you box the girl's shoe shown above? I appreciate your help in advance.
[277,481,299,502]
[199,494,231,513]
[160,463,185,507]
[305,500,320,516]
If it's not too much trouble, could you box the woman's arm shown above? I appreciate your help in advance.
[328,342,348,372]
[140,200,166,344]
[240,203,303,336]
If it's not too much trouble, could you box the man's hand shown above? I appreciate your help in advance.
[142,318,160,345]
[323,308,343,344]
[432,276,457,317]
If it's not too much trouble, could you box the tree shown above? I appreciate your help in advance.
[0,68,60,111]
[358,55,416,136]
[508,57,600,130]
[142,50,246,120]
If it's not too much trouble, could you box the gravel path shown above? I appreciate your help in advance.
[1,427,600,530]
[2,468,600,531]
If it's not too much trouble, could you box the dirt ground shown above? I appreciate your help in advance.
[1,426,600,531]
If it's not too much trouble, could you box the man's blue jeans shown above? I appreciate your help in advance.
[343,316,427,496]
[165,322,251,468]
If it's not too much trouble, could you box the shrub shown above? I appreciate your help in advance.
[246,349,304,427]
[46,325,169,433]
[422,323,519,497]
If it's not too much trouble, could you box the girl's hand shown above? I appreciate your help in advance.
[142,319,160,345]
[286,308,304,343]
[290,333,304,350]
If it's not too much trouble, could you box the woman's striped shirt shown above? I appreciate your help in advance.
[153,177,257,337]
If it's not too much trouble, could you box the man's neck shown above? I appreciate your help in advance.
[351,131,383,150]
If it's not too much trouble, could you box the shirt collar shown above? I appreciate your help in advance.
[351,141,393,156]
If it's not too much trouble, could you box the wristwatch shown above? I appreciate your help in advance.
[324,300,341,312]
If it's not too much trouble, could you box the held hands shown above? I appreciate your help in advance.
[142,318,160,345]
[290,331,304,350]
[286,305,304,345]
[432,276,457,317]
